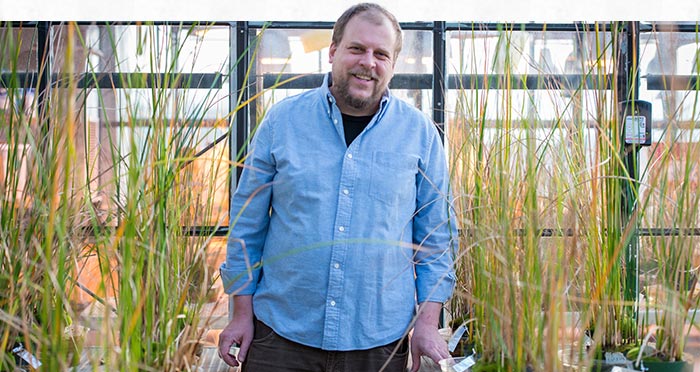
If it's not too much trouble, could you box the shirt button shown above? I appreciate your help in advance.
[330,300,336,306]
[347,153,353,159]
[333,119,338,124]
[342,189,349,195]
[338,226,345,232]
[334,263,340,269]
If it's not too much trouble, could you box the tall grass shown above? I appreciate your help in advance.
[448,22,648,370]
[635,27,700,361]
[3,19,698,372]
[0,22,243,370]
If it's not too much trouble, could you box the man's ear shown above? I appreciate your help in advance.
[328,43,337,63]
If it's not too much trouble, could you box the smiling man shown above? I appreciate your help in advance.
[218,3,457,372]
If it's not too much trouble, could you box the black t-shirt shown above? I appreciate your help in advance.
[341,113,373,147]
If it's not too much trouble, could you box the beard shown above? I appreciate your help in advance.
[332,69,384,111]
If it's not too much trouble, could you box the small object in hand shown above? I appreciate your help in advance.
[229,344,240,358]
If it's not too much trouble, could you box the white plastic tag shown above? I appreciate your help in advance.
[453,355,476,372]
[12,344,42,369]
[448,324,466,353]
[624,115,646,144]
[610,367,638,372]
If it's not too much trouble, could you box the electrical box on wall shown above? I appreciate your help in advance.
[619,100,652,146]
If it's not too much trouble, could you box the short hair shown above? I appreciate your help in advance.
[331,3,403,59]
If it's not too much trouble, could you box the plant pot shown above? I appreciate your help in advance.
[637,360,693,372]
[559,347,637,372]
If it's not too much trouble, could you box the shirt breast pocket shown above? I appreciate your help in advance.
[369,151,418,206]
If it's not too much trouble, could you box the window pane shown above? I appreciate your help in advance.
[0,26,38,122]
[41,23,233,227]
[446,26,615,229]
[638,29,700,230]
[446,28,614,123]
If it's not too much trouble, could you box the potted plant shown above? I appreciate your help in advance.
[0,22,239,370]
[627,137,700,372]
[448,24,590,372]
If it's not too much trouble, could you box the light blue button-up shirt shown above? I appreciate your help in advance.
[220,73,457,351]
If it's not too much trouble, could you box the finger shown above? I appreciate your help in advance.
[219,349,239,367]
[431,346,450,364]
[427,344,447,360]
[218,340,240,367]
[410,351,421,372]
[234,341,247,363]
[438,347,450,361]
[435,348,452,363]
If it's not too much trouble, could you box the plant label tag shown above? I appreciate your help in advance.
[453,355,476,372]
[624,115,646,144]
[11,344,42,369]
[229,344,240,358]
[610,367,638,372]
[448,324,466,352]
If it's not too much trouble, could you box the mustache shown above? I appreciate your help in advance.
[349,69,378,81]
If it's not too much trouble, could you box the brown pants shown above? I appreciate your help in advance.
[242,320,409,372]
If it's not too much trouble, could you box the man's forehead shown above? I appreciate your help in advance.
[343,14,396,44]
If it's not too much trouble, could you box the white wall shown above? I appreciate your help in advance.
[4,0,700,23]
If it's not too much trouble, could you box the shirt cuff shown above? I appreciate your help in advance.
[416,271,456,304]
[219,263,259,295]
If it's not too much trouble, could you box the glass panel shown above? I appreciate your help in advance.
[0,26,39,210]
[638,29,700,230]
[446,28,614,124]
[447,122,600,226]
[75,24,232,121]
[254,28,433,75]
[105,125,229,226]
[0,26,39,123]
[196,236,229,327]
[445,26,615,230]
[639,30,700,124]
[639,235,699,315]
[393,89,432,115]
[396,30,433,74]
[0,25,39,72]
[38,23,233,226]
[447,27,614,75]
[73,236,230,341]
[639,130,700,229]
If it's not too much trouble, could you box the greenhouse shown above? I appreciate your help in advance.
[2,3,700,372]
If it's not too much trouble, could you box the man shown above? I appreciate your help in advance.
[218,3,457,371]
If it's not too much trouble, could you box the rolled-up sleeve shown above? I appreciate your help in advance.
[413,125,458,304]
[220,111,277,295]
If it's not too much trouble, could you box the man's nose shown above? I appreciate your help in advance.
[358,51,376,69]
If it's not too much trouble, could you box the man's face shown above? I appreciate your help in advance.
[329,14,397,116]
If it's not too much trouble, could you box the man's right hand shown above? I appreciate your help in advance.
[218,295,254,367]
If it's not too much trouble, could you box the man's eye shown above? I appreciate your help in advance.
[374,52,392,62]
